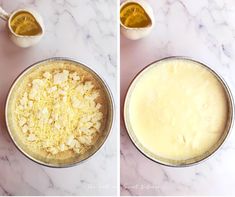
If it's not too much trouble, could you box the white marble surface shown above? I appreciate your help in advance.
[121,0,235,195]
[0,0,117,196]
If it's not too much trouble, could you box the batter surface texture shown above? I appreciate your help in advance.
[128,59,228,160]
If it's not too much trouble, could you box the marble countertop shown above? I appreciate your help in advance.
[0,0,117,196]
[121,0,235,195]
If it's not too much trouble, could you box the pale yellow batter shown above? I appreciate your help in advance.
[8,61,108,162]
[127,59,229,160]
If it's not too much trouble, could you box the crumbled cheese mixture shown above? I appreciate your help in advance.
[16,69,103,155]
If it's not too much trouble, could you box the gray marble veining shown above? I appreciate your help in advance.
[121,0,235,195]
[0,0,117,196]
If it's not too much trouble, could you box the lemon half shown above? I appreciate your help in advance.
[10,11,42,36]
[120,3,151,28]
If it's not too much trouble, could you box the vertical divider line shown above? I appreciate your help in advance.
[116,0,121,196]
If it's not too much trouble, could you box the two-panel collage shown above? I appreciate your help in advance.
[0,0,235,196]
